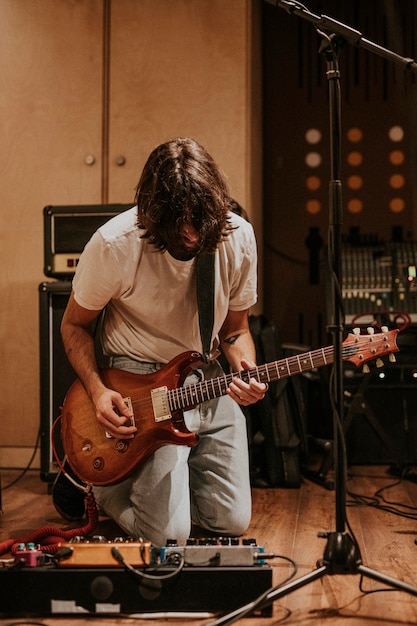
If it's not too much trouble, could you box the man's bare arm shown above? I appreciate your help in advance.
[219,309,267,406]
[61,291,136,438]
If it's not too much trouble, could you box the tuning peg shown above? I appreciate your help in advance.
[362,364,370,374]
[353,327,360,335]
[367,327,375,335]
[381,325,388,333]
[376,358,384,368]
[389,353,396,363]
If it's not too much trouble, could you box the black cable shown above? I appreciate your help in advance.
[111,546,185,583]
[205,554,298,626]
[346,475,417,521]
[2,428,41,490]
[264,238,310,266]
[375,479,417,512]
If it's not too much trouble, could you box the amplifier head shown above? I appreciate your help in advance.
[43,203,132,278]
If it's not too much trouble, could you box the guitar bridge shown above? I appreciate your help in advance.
[151,386,172,422]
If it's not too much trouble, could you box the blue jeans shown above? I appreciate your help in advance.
[92,357,252,547]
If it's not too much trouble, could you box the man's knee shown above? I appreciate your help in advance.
[192,506,251,539]
[133,517,191,548]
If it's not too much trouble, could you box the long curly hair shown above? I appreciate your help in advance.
[135,138,235,254]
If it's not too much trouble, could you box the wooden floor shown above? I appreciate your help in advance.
[1,465,417,625]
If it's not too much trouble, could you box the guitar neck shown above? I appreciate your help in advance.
[169,345,335,411]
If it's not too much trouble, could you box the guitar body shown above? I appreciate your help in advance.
[60,328,399,486]
[61,351,203,485]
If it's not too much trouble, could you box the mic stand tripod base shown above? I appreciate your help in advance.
[317,531,361,573]
[258,531,417,609]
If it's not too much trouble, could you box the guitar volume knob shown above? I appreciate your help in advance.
[115,440,129,453]
[93,457,105,471]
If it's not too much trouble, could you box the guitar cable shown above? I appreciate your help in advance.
[51,414,90,494]
[111,546,185,587]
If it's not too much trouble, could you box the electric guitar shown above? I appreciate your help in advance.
[61,327,399,486]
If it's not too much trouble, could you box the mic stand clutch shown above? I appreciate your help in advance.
[250,0,417,617]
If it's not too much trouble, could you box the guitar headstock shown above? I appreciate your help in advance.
[342,326,400,369]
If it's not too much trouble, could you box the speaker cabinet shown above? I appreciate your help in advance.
[39,282,106,481]
[39,281,73,481]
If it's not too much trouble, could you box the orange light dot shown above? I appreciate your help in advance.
[306,199,321,214]
[306,176,321,191]
[389,174,405,189]
[347,175,363,190]
[347,127,363,143]
[347,198,363,214]
[347,151,363,166]
[389,150,405,165]
[389,198,405,213]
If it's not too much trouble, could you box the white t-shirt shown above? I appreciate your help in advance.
[72,206,258,364]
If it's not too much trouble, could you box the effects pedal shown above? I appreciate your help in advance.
[55,536,152,568]
[159,537,270,567]
[14,543,45,567]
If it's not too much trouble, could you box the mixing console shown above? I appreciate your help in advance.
[342,242,417,325]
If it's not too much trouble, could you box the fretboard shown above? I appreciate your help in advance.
[168,344,340,412]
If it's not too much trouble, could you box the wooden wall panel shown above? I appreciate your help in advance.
[0,0,103,462]
[107,0,254,211]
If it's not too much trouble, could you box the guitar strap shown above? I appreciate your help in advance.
[196,252,215,362]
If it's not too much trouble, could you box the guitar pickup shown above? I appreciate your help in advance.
[151,386,172,422]
[105,397,134,439]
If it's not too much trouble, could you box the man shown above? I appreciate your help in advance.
[59,137,266,547]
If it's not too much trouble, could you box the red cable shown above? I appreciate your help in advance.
[350,310,411,331]
[0,491,99,557]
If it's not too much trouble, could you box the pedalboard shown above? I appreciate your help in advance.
[1,537,273,617]
[0,565,273,617]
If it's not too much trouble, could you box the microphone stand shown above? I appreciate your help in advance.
[256,0,417,613]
